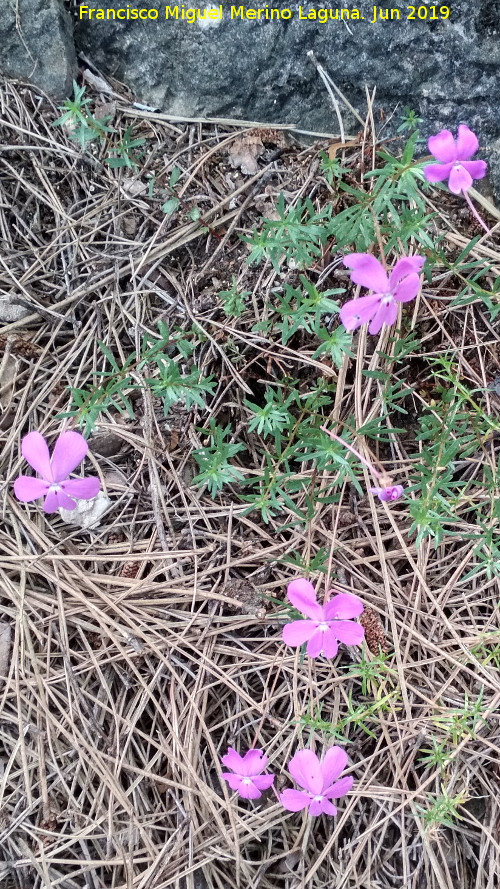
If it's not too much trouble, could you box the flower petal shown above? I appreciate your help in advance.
[286,579,322,620]
[323,775,354,799]
[308,797,326,816]
[306,628,326,659]
[373,485,404,502]
[221,747,244,772]
[448,164,472,194]
[343,254,389,292]
[239,749,267,777]
[280,789,311,812]
[282,620,318,648]
[238,779,263,799]
[340,294,381,332]
[319,797,338,816]
[320,747,348,788]
[45,489,76,513]
[427,130,457,163]
[332,620,365,646]
[320,630,339,659]
[392,272,421,304]
[50,431,88,482]
[323,593,364,620]
[221,772,244,791]
[251,773,275,791]
[388,256,425,289]
[460,159,487,181]
[368,298,397,335]
[288,749,323,795]
[61,477,100,501]
[423,162,454,183]
[21,432,52,481]
[455,124,478,161]
[13,476,49,503]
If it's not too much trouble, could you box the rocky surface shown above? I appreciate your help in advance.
[0,0,76,98]
[73,0,500,140]
[2,1,500,191]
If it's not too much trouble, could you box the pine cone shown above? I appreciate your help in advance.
[120,561,139,579]
[360,606,388,654]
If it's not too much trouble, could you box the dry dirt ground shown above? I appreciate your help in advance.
[0,74,500,889]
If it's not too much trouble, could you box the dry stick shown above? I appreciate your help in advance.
[307,51,345,144]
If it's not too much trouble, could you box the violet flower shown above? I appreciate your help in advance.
[369,485,404,502]
[13,431,100,513]
[340,253,424,335]
[423,125,487,195]
[280,746,353,817]
[220,747,274,799]
[282,578,364,659]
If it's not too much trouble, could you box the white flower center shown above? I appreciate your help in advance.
[381,294,393,306]
[313,795,323,802]
[48,484,61,492]
[317,622,329,632]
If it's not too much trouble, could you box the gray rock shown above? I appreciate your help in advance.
[74,1,499,134]
[0,0,76,98]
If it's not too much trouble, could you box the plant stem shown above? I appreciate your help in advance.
[319,426,381,478]
[463,190,491,236]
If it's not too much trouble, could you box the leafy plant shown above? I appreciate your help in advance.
[192,422,246,496]
[105,125,145,170]
[53,80,112,149]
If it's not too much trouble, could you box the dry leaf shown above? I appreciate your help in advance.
[59,492,112,529]
[0,622,12,679]
[83,68,116,95]
[228,133,264,175]
[0,355,18,412]
[0,295,31,323]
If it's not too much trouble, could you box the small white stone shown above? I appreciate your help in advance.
[59,491,111,529]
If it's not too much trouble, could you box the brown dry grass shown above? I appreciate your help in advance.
[1,76,500,889]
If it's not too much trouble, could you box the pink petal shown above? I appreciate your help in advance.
[221,747,245,772]
[280,789,311,812]
[282,620,317,648]
[286,579,322,619]
[448,164,472,194]
[332,620,365,646]
[238,779,263,800]
[368,298,397,335]
[251,773,275,791]
[460,159,487,181]
[455,124,478,161]
[423,162,454,183]
[306,628,326,658]
[288,749,323,795]
[323,775,354,799]
[308,797,326,816]
[339,294,380,331]
[320,747,348,788]
[427,130,457,163]
[392,272,421,304]
[50,431,88,482]
[43,489,76,513]
[388,256,424,289]
[319,798,338,816]
[342,254,389,292]
[324,593,364,620]
[13,476,49,503]
[239,749,267,777]
[221,772,244,791]
[320,630,339,659]
[61,478,100,501]
[374,485,404,502]
[21,432,52,481]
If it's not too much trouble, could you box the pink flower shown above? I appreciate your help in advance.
[340,253,424,335]
[369,484,404,502]
[220,747,275,800]
[282,579,364,658]
[423,125,487,195]
[280,747,353,817]
[13,431,100,513]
